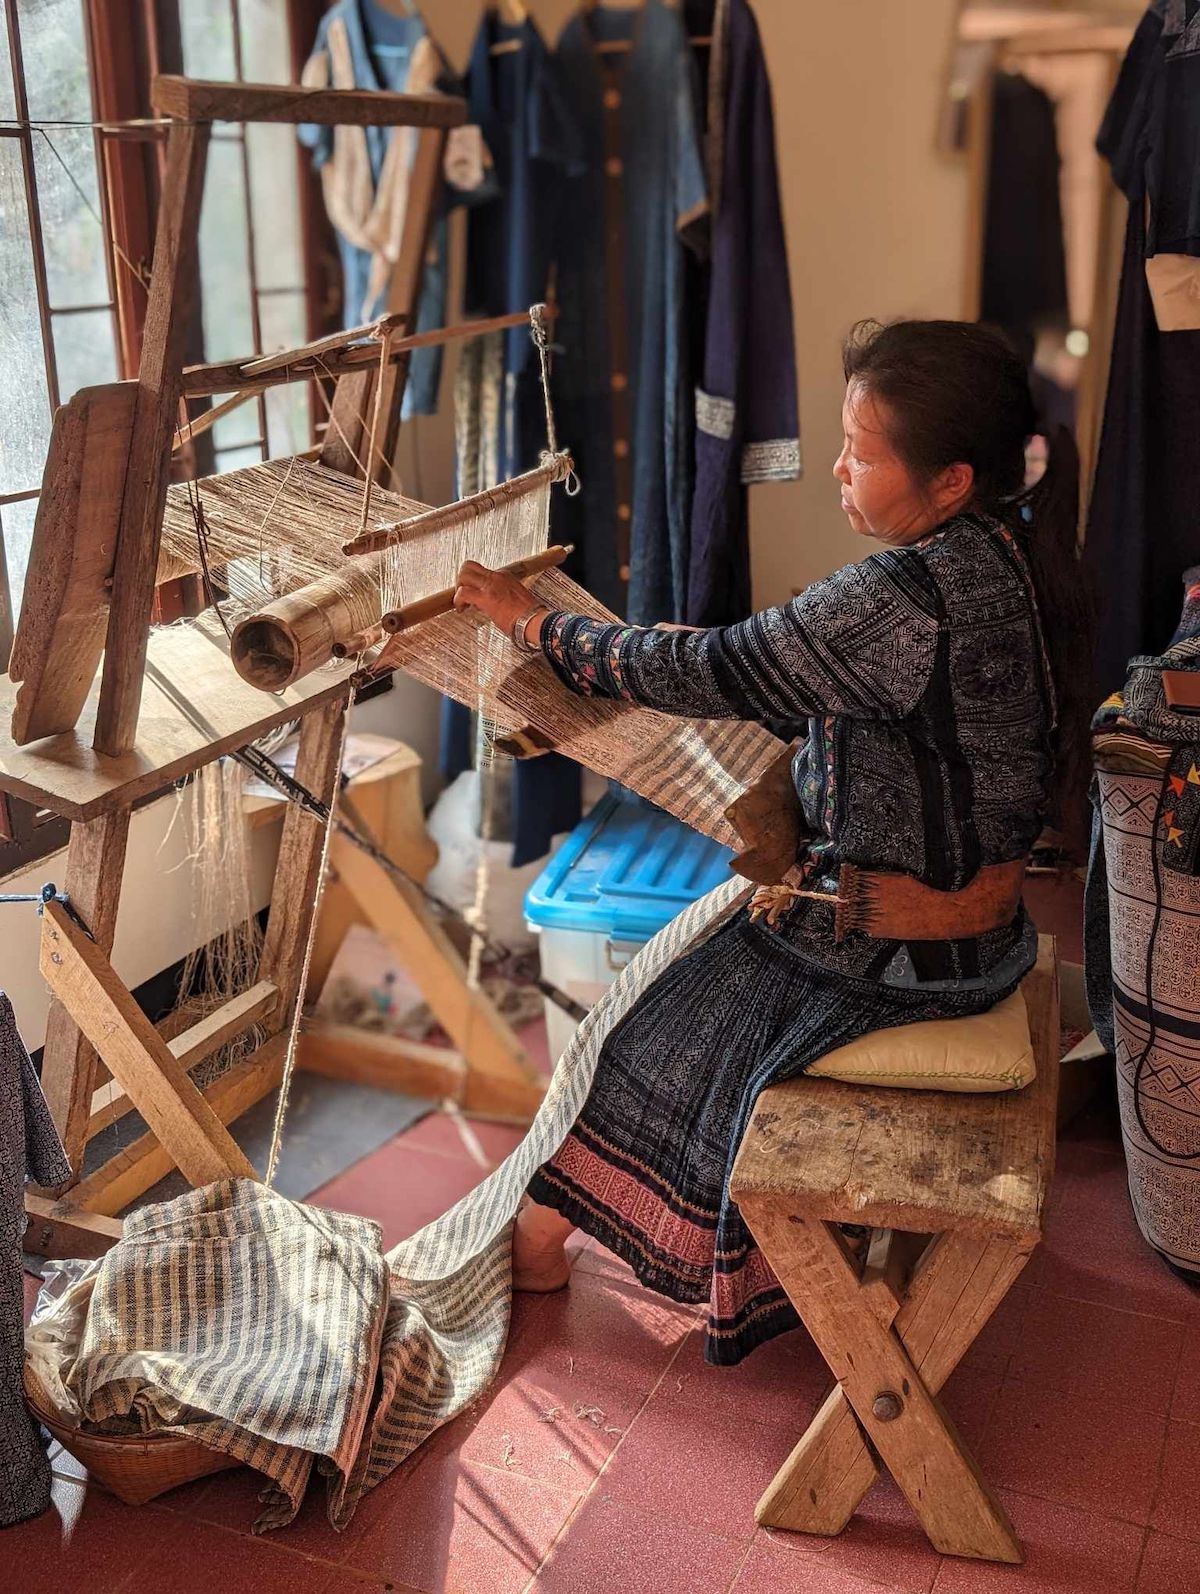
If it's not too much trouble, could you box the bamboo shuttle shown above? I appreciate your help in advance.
[380,544,573,633]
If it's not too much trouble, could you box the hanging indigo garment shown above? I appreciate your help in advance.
[687,0,801,627]
[460,13,583,482]
[440,15,586,866]
[2,993,70,1527]
[1084,0,1200,695]
[298,0,450,416]
[551,1,709,625]
[980,72,1070,350]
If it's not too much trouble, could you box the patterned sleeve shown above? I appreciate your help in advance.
[540,548,941,721]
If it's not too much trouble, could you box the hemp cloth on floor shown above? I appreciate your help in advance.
[59,879,747,1532]
[70,1181,390,1532]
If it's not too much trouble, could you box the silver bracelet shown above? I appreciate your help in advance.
[511,606,547,654]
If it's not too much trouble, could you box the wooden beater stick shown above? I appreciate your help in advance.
[379,544,573,633]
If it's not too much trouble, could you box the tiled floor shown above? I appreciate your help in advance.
[12,1087,1200,1594]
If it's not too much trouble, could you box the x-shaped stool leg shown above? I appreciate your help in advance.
[740,1203,1031,1563]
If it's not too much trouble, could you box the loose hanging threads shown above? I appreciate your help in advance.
[263,708,352,1189]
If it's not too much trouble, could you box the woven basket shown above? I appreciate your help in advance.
[24,1361,240,1506]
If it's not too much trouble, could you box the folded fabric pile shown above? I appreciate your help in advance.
[67,1180,389,1530]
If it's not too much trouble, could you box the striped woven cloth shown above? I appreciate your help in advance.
[66,877,750,1532]
[71,1183,391,1529]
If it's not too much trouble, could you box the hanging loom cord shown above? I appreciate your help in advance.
[530,302,580,496]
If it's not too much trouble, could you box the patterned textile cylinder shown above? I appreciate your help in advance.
[1092,729,1200,1277]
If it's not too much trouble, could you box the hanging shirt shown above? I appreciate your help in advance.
[1084,0,1200,692]
[441,14,586,868]
[687,0,801,626]
[298,0,450,416]
[459,13,583,483]
[550,0,709,624]
[980,72,1070,347]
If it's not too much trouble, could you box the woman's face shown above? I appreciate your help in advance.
[833,384,972,546]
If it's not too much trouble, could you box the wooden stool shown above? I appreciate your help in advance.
[729,937,1059,1565]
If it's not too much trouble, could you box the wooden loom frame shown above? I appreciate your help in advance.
[6,75,544,1263]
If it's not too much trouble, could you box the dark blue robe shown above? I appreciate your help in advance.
[687,0,801,627]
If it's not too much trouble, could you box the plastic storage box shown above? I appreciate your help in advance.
[525,793,733,1062]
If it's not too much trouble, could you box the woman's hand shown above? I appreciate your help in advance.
[453,561,544,641]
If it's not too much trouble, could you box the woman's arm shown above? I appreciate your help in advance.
[453,549,942,722]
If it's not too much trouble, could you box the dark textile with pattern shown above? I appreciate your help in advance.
[4,992,70,1527]
[1085,563,1200,1278]
[534,513,1054,1362]
[528,915,1008,1363]
[544,512,1054,985]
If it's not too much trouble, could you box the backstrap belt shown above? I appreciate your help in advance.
[748,858,1028,944]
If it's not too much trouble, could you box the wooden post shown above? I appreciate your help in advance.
[328,830,543,1119]
[39,901,257,1188]
[35,809,131,1187]
[753,1228,1031,1538]
[94,118,210,756]
[742,1206,1023,1564]
[256,694,349,1031]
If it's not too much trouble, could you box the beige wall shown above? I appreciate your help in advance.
[748,0,969,602]
[417,0,971,603]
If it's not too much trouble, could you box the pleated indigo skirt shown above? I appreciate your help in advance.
[529,912,1008,1364]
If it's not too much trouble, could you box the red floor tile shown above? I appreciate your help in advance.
[668,1321,831,1432]
[518,1015,554,1080]
[397,1111,526,1167]
[932,1490,1145,1593]
[1027,1152,1200,1324]
[1008,1290,1184,1416]
[940,1364,1005,1453]
[135,1513,370,1593]
[978,1379,1167,1526]
[310,1142,486,1249]
[781,1478,946,1594]
[429,1272,695,1491]
[530,1490,750,1593]
[1170,1325,1200,1422]
[2,1480,166,1594]
[340,1452,579,1594]
[1149,1419,1200,1544]
[170,1458,382,1562]
[1135,1530,1200,1594]
[731,1533,896,1594]
[597,1384,800,1539]
[960,1281,1036,1378]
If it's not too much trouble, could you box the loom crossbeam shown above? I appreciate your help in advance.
[0,613,356,819]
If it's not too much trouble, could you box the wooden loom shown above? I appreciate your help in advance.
[5,75,551,1263]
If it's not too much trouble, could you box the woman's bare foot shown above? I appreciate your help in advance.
[512,1199,575,1293]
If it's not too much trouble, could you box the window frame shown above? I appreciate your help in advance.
[0,0,322,877]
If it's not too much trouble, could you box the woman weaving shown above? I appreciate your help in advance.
[455,319,1090,1365]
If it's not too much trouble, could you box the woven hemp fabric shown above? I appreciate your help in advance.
[62,879,749,1531]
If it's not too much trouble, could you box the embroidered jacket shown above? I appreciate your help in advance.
[542,513,1056,987]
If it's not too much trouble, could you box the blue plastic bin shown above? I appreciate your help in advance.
[525,793,732,1056]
